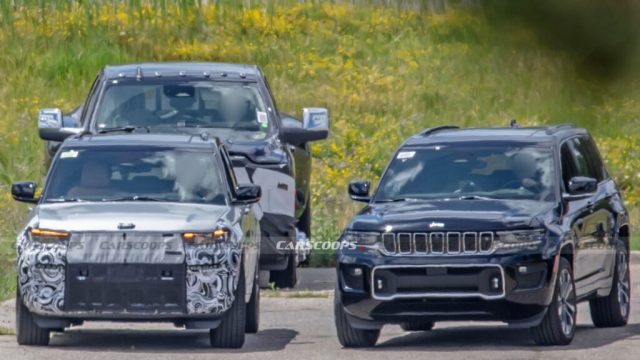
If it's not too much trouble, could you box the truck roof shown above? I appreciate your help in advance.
[61,133,221,149]
[102,62,261,81]
[404,124,587,146]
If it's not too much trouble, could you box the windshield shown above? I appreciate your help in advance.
[44,147,227,205]
[94,81,271,135]
[374,143,556,202]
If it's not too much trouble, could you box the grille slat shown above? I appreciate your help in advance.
[382,231,494,255]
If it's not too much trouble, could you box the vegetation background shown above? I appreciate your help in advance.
[0,0,639,300]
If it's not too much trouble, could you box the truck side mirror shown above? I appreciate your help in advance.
[348,179,371,202]
[38,108,82,142]
[11,181,39,204]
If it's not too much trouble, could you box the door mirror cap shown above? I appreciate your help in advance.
[280,127,328,145]
[348,179,371,202]
[567,176,597,195]
[11,181,39,203]
[233,184,262,205]
[38,108,83,141]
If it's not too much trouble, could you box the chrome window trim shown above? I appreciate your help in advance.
[371,264,506,301]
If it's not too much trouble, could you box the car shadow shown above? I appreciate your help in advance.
[48,328,298,353]
[371,323,640,351]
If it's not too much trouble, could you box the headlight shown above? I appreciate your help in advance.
[340,231,380,248]
[182,228,229,245]
[495,229,545,249]
[29,228,69,244]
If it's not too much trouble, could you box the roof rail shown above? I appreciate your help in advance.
[420,125,459,136]
[544,123,575,135]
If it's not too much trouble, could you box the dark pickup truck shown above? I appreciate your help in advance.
[37,62,330,288]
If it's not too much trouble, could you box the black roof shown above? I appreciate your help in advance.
[61,133,221,149]
[404,124,587,146]
[102,62,261,81]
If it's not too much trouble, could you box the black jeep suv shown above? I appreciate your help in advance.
[334,124,631,347]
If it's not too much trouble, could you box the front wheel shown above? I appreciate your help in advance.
[530,257,576,346]
[245,272,260,334]
[16,291,50,346]
[270,254,298,289]
[589,242,630,327]
[210,265,246,348]
[334,299,380,348]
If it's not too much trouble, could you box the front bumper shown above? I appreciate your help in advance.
[337,251,557,326]
[16,233,242,321]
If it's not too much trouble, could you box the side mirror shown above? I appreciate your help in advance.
[233,184,262,205]
[11,181,39,204]
[348,179,371,202]
[568,176,597,195]
[38,108,82,142]
[279,108,329,145]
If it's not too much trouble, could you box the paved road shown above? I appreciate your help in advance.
[0,265,639,360]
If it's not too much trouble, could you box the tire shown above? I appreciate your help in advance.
[530,257,576,346]
[297,202,312,266]
[210,265,246,348]
[400,321,435,331]
[15,292,50,346]
[298,201,311,238]
[589,242,630,327]
[271,253,298,289]
[334,297,380,348]
[245,272,260,334]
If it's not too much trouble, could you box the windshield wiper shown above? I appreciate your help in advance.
[46,198,83,203]
[101,196,164,202]
[376,197,427,203]
[457,195,493,200]
[98,126,150,134]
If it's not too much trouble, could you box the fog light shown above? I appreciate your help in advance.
[518,266,528,274]
[491,276,501,290]
[377,279,384,290]
[350,267,363,276]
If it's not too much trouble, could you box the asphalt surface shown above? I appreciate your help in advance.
[0,265,639,360]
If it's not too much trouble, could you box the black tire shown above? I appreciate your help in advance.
[589,242,630,327]
[271,253,298,289]
[210,265,246,348]
[297,202,312,266]
[400,321,435,331]
[334,298,380,348]
[298,201,311,238]
[16,292,50,346]
[530,257,576,346]
[245,272,260,334]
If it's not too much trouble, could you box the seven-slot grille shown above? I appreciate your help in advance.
[381,232,494,255]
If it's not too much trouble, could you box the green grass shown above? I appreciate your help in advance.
[0,1,639,299]
[0,326,15,336]
[632,235,640,251]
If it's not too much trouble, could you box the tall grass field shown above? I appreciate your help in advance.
[0,1,639,300]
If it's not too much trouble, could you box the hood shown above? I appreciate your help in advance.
[35,202,228,232]
[349,199,557,233]
[161,127,286,164]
